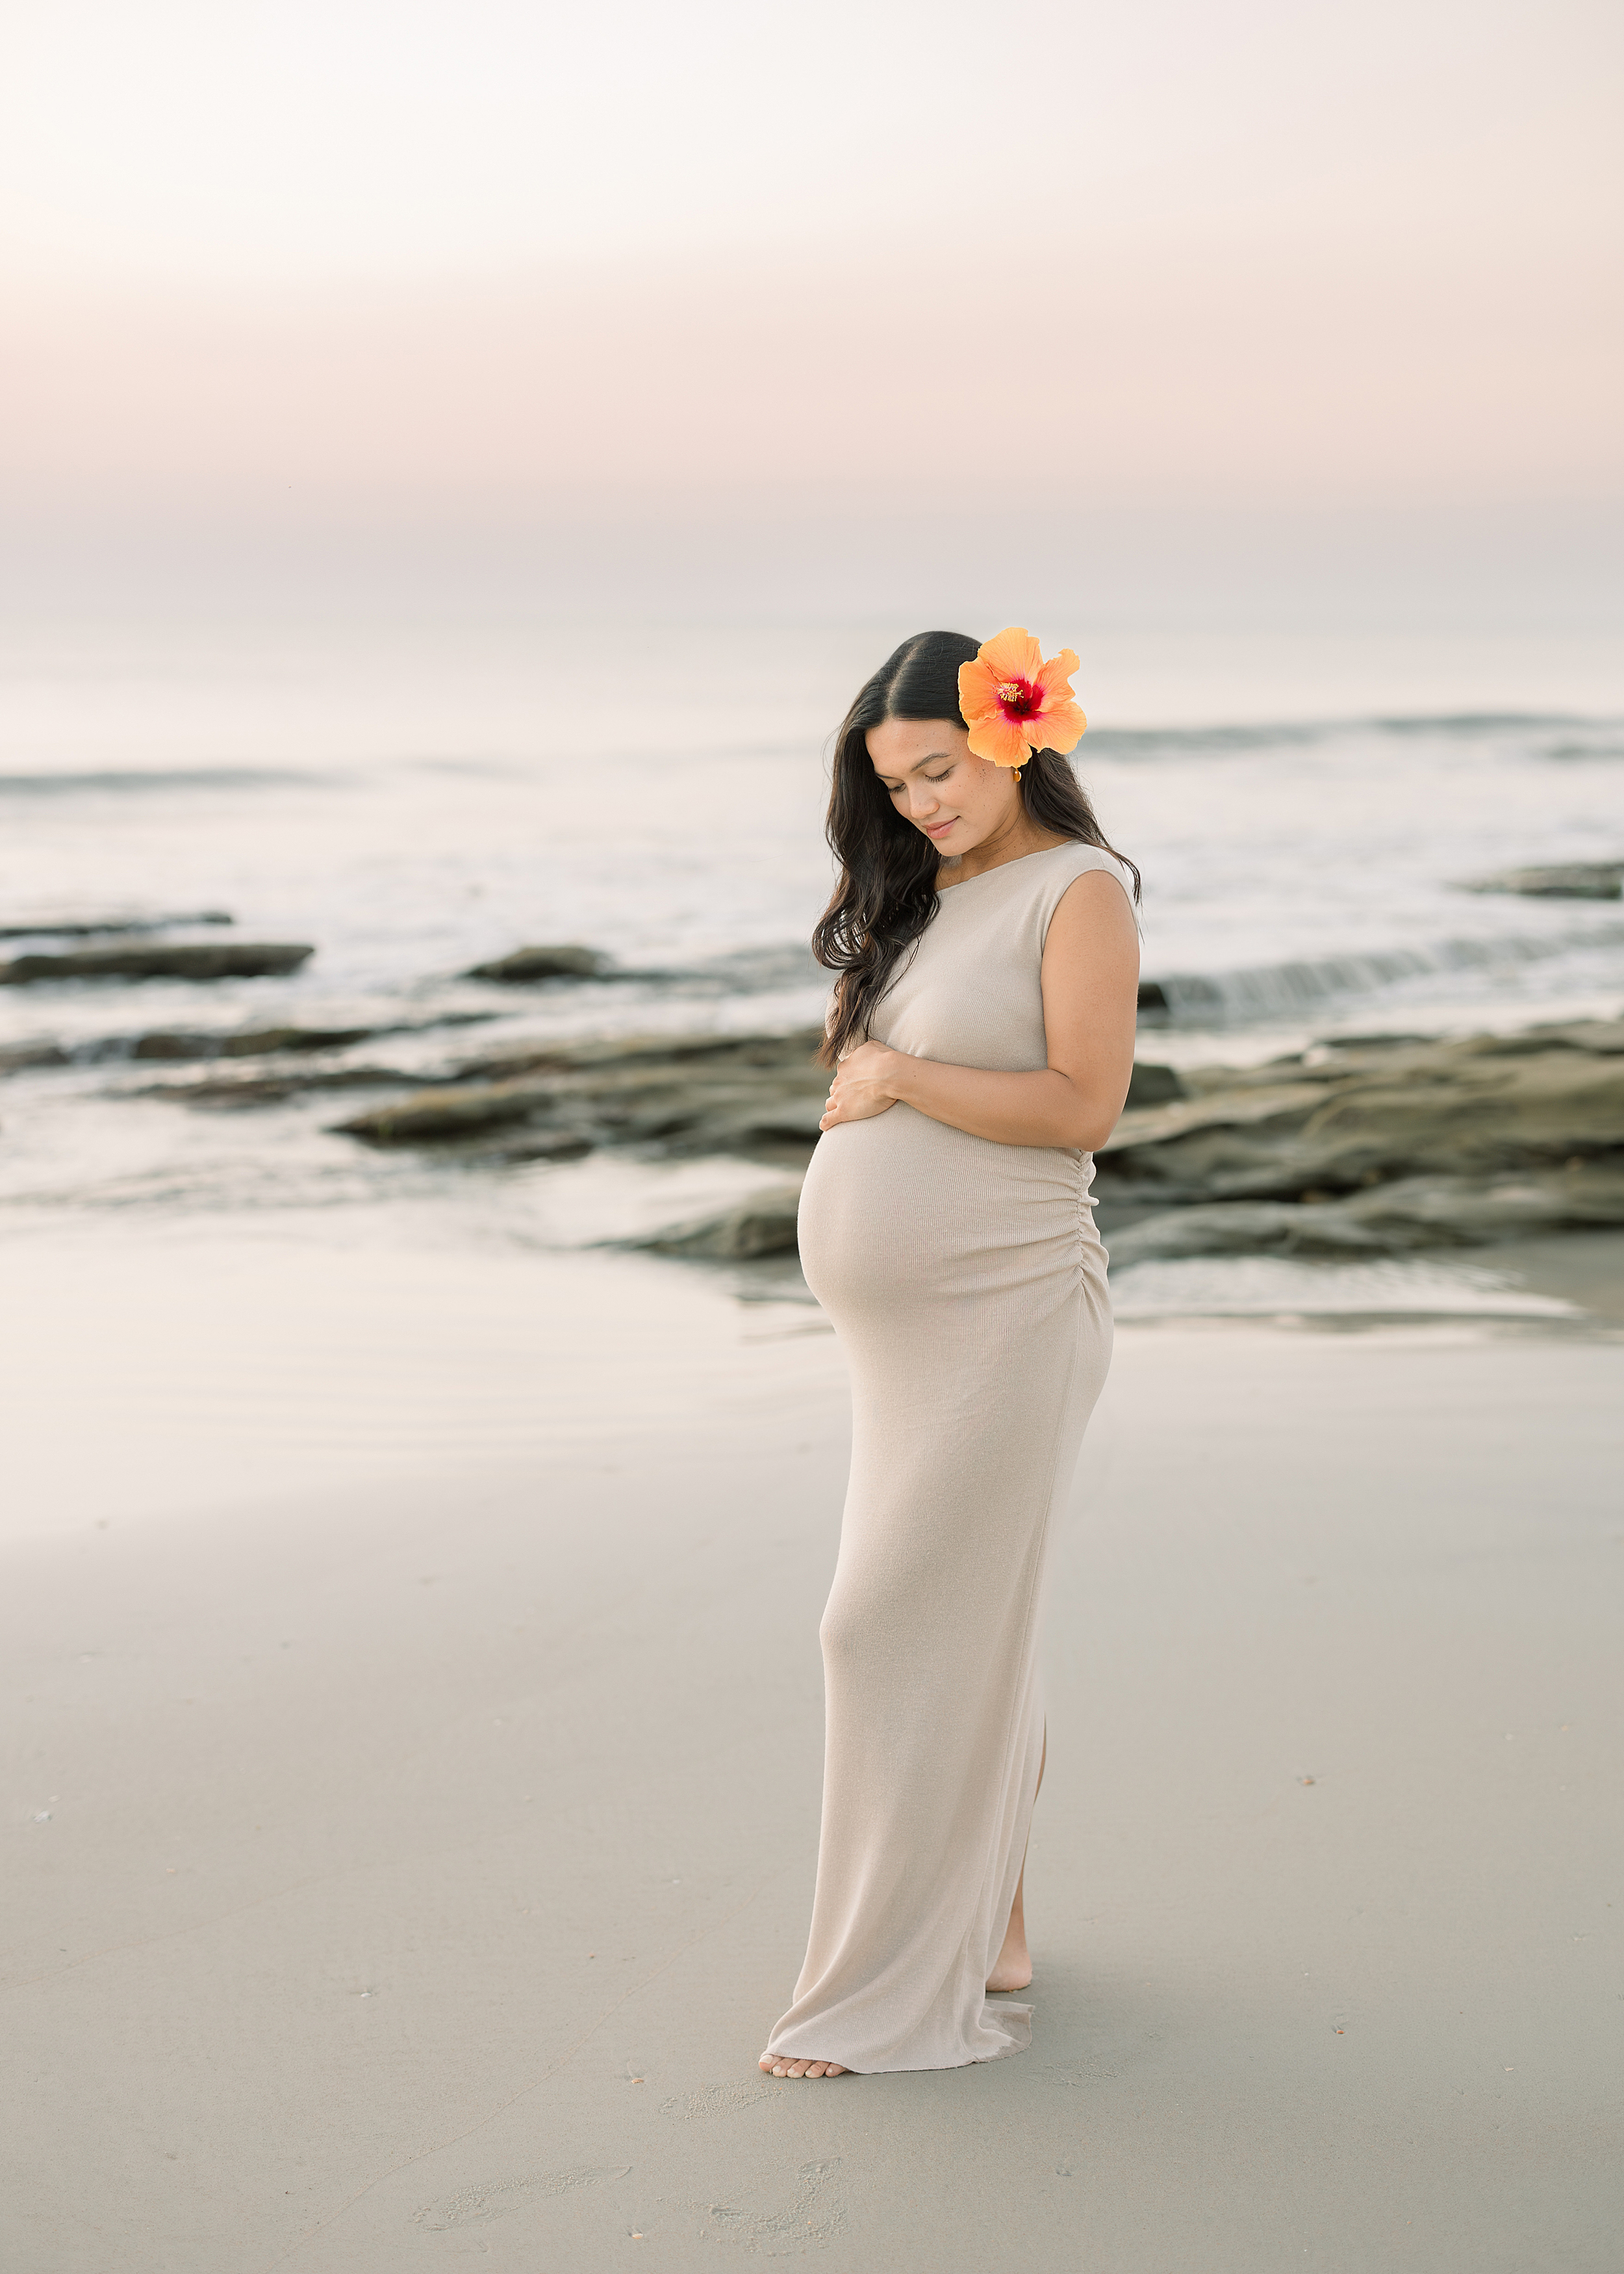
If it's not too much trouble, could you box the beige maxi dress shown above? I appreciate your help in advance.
[763,841,1132,2075]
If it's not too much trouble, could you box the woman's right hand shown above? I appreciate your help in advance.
[820,1040,903,1130]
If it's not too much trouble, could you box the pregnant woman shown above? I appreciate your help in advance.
[759,627,1141,2080]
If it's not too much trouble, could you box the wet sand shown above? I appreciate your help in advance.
[4,1318,1621,2271]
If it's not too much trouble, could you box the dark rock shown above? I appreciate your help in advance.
[483,1132,596,1164]
[338,1078,554,1143]
[130,1024,374,1060]
[630,1185,804,1260]
[0,943,313,984]
[1109,1199,1395,1263]
[1460,862,1624,899]
[144,1007,1607,1273]
[131,1026,813,1133]
[1108,1159,1624,1266]
[1451,1019,1624,1058]
[278,1008,1624,1268]
[0,911,233,939]
[1097,1025,1624,1204]
[1095,1080,1334,1203]
[332,1027,829,1158]
[1137,973,1224,1019]
[218,1023,373,1057]
[128,1032,220,1062]
[136,1067,429,1107]
[446,1029,811,1084]
[94,1012,496,1066]
[464,945,609,983]
[1347,1162,1624,1240]
[0,1042,70,1073]
[1126,1062,1184,1108]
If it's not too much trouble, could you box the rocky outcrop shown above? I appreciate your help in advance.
[3,1019,498,1088]
[140,1066,434,1108]
[96,995,1618,1266]
[464,945,609,982]
[92,1013,493,1071]
[0,911,233,939]
[1095,1021,1624,1208]
[335,1028,830,1162]
[131,1023,376,1060]
[1108,1159,1624,1265]
[1461,863,1623,900]
[0,943,313,984]
[327,1013,1624,1247]
[1125,1061,1184,1107]
[329,1036,1189,1163]
[335,1074,537,1139]
[617,1018,1624,1267]
[0,1042,70,1073]
[629,1184,804,1259]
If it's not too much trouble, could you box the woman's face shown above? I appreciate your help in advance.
[865,717,1020,858]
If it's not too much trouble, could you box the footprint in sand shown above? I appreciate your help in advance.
[661,2080,785,2121]
[412,2164,631,2230]
[694,2156,845,2253]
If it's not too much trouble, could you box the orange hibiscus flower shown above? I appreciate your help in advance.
[958,627,1087,769]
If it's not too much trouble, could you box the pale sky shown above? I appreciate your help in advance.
[2,0,1620,517]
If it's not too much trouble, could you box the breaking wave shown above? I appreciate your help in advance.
[0,767,333,797]
[1139,918,1624,1023]
[1085,712,1621,761]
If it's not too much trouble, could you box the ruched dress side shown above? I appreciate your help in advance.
[763,841,1133,2075]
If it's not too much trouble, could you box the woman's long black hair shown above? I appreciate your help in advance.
[813,629,1139,1066]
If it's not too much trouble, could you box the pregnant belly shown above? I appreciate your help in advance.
[798,1104,1097,1320]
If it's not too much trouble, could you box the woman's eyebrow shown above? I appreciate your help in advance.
[873,750,953,778]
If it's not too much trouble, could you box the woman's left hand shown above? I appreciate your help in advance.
[820,1040,904,1130]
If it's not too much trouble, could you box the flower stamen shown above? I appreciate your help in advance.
[997,679,1041,720]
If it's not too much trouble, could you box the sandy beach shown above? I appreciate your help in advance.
[6,0,1621,2256]
[6,1307,1621,2272]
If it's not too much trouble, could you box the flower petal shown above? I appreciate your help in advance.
[965,711,1032,765]
[958,658,1003,723]
[1033,697,1087,754]
[976,627,1043,685]
[1034,648,1081,698]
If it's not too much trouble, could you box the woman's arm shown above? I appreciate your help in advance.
[819,869,1141,1150]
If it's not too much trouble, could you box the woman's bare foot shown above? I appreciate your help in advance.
[759,2053,847,2079]
[987,1726,1043,1993]
[986,1897,1033,1992]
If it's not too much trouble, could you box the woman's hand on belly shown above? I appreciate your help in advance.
[820,1040,904,1130]
[826,872,1139,1149]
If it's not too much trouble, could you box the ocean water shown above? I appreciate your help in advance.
[4,614,1622,1205]
[2,611,1621,1531]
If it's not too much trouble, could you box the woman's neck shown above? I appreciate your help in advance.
[937,813,1065,888]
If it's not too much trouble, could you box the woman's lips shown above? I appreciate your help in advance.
[924,819,957,837]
